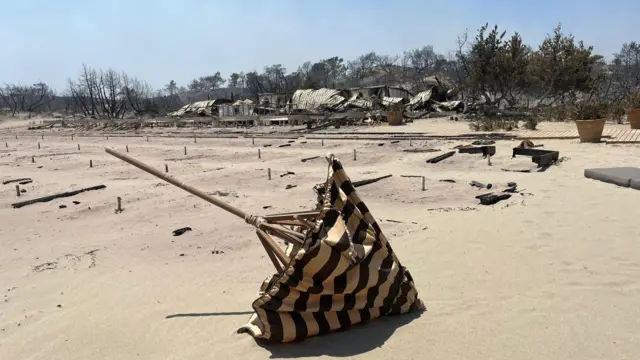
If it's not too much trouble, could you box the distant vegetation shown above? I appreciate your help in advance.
[1,23,639,122]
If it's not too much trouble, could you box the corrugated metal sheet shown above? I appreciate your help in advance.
[382,97,404,107]
[291,89,346,111]
[409,89,433,107]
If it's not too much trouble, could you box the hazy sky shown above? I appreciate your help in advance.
[1,0,637,91]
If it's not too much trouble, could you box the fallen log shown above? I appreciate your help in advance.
[426,151,455,164]
[352,174,393,188]
[3,178,32,185]
[278,144,292,148]
[11,185,106,209]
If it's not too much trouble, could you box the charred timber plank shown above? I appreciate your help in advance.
[3,178,32,185]
[458,145,496,157]
[301,156,320,162]
[512,147,556,158]
[512,147,559,167]
[11,185,106,209]
[426,151,456,164]
[352,174,393,188]
[532,152,559,167]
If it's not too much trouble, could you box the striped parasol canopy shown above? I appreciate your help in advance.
[238,154,424,342]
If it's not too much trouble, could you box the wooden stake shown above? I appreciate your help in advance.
[41,135,44,140]
[184,146,187,155]
[126,145,129,152]
[322,139,324,146]
[16,185,20,197]
[268,168,271,180]
[89,159,93,168]
[258,149,261,159]
[5,142,7,147]
[165,164,168,173]
[77,144,80,151]
[353,149,356,161]
[38,142,40,149]
[71,134,74,140]
[116,196,122,212]
[31,156,35,163]
[15,135,18,140]
[422,176,426,191]
[252,138,255,145]
[106,135,109,140]
[146,136,149,142]
[194,136,197,143]
[410,139,412,147]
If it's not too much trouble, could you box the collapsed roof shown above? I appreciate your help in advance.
[290,89,348,112]
[168,99,232,117]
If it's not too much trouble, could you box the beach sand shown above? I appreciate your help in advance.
[1,119,640,359]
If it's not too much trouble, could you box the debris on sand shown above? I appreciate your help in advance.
[2,178,32,185]
[426,151,455,164]
[352,174,393,188]
[172,227,192,236]
[476,193,512,205]
[301,156,320,162]
[403,148,440,153]
[470,180,492,189]
[11,185,107,209]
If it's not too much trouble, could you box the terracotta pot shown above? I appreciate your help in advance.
[627,108,640,129]
[575,119,606,143]
[387,110,403,126]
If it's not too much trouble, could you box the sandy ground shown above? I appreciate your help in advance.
[1,119,640,359]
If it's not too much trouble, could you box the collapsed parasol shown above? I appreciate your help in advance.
[105,148,424,342]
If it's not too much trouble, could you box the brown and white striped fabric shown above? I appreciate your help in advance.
[238,154,424,342]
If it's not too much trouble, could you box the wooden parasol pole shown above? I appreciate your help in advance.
[104,147,247,219]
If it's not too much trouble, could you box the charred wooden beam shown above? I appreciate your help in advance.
[512,148,559,167]
[3,178,31,185]
[426,151,455,164]
[352,174,393,188]
[458,145,496,157]
[11,185,106,209]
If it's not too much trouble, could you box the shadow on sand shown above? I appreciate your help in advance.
[165,311,254,319]
[256,310,424,358]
